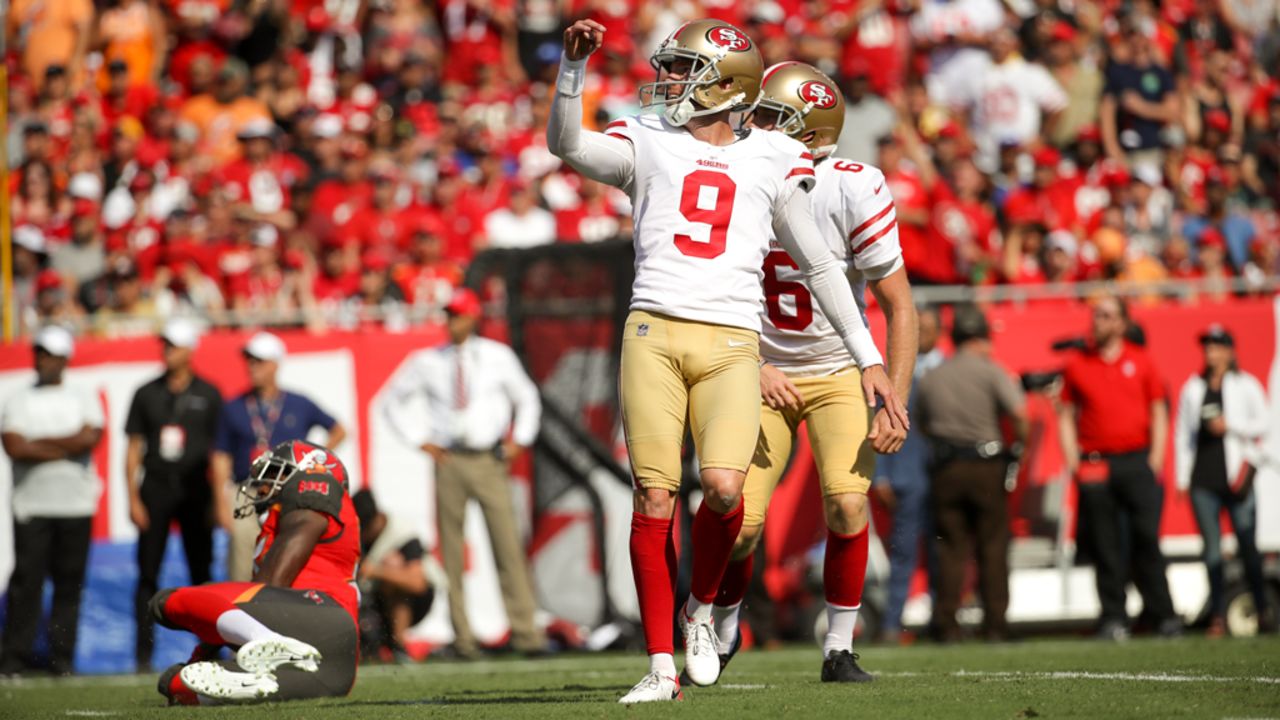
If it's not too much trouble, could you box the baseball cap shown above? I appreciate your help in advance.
[1046,230,1078,256]
[361,250,390,272]
[313,114,344,139]
[1032,146,1062,168]
[444,288,483,317]
[68,172,104,201]
[35,269,64,294]
[243,332,286,361]
[236,119,277,141]
[162,318,201,349]
[13,225,47,254]
[33,325,75,358]
[1200,227,1227,250]
[250,224,279,248]
[1198,324,1234,347]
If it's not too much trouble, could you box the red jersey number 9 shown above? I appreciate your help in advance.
[674,170,737,259]
[832,160,864,173]
[763,250,813,331]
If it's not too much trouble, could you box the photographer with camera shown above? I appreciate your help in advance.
[1058,294,1179,641]
[1174,325,1276,636]
[916,305,1027,642]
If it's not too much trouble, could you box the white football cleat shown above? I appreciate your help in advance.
[618,671,683,704]
[680,608,722,687]
[236,635,322,675]
[179,662,279,704]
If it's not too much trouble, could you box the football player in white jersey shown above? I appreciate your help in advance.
[548,19,908,703]
[705,62,918,684]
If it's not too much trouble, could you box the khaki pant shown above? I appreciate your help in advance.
[744,367,875,526]
[226,485,261,582]
[620,310,761,490]
[436,452,544,653]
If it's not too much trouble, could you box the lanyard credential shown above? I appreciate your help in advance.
[246,392,285,451]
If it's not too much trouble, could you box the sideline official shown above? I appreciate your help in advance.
[383,289,545,658]
[124,319,223,670]
[916,306,1027,642]
[1059,294,1179,640]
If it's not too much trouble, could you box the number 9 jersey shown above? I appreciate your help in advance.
[606,113,816,332]
[760,158,905,375]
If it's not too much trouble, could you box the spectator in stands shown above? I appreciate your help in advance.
[7,0,94,88]
[10,225,49,335]
[1058,294,1181,640]
[181,57,271,166]
[124,319,223,670]
[874,305,944,644]
[1175,325,1276,637]
[959,26,1067,174]
[911,0,1003,108]
[50,198,107,293]
[484,180,556,249]
[834,62,894,165]
[211,331,347,581]
[916,306,1027,643]
[352,490,442,662]
[1100,18,1178,170]
[382,289,545,659]
[0,326,103,676]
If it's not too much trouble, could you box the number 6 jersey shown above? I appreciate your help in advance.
[605,113,816,332]
[760,158,905,375]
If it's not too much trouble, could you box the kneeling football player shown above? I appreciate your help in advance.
[151,441,361,705]
[704,62,917,683]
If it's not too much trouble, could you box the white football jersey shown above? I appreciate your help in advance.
[760,158,904,375]
[966,56,1068,170]
[606,114,815,332]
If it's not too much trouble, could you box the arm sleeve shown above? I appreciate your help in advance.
[1032,66,1070,112]
[772,183,884,369]
[214,403,234,453]
[380,354,433,448]
[546,54,636,189]
[207,389,223,438]
[992,366,1027,418]
[278,472,343,519]
[1229,373,1271,440]
[501,346,542,447]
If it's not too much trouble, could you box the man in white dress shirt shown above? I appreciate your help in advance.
[383,288,545,658]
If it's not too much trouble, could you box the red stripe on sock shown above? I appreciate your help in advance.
[823,526,869,606]
[689,502,745,604]
[715,553,754,607]
[630,513,677,656]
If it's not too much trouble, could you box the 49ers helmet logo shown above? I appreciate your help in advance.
[706,26,752,52]
[798,81,837,109]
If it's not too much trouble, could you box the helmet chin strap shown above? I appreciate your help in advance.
[666,91,746,127]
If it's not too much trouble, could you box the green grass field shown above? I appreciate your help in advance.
[3,637,1278,720]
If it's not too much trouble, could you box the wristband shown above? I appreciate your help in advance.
[556,54,588,98]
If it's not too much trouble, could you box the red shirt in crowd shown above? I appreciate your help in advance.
[216,153,309,214]
[1061,341,1166,455]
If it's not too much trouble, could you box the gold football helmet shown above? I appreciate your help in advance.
[752,62,846,157]
[638,19,763,127]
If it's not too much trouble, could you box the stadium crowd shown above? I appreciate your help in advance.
[6,0,1280,339]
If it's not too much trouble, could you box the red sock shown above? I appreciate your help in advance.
[689,501,745,605]
[166,670,201,706]
[160,582,258,645]
[823,526,869,606]
[630,512,677,656]
[715,554,754,607]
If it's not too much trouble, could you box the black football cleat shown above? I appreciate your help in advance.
[679,629,742,687]
[821,650,875,683]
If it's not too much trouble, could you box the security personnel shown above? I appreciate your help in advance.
[124,319,223,670]
[1059,294,1179,640]
[916,305,1027,642]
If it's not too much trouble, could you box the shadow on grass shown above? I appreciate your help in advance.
[327,684,631,707]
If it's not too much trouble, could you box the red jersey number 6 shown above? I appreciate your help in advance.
[674,170,737,259]
[763,250,813,331]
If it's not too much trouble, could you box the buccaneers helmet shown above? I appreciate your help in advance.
[638,19,763,126]
[752,62,846,157]
[234,440,349,519]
